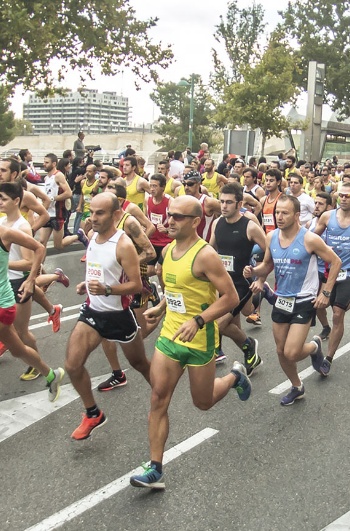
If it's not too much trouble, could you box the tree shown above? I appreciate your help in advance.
[150,76,217,152]
[215,34,302,155]
[0,86,15,146]
[211,0,266,93]
[280,0,350,119]
[13,119,33,137]
[0,1,173,95]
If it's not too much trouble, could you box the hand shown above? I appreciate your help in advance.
[157,224,168,234]
[143,305,164,323]
[18,278,35,302]
[250,279,264,294]
[76,282,87,295]
[313,293,330,309]
[243,265,254,278]
[172,318,199,342]
[87,280,105,295]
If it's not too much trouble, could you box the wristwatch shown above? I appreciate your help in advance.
[194,315,205,329]
[322,289,331,298]
[105,285,112,297]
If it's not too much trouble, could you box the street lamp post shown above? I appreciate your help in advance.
[177,73,195,151]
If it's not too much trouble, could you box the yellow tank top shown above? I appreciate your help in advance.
[116,212,130,230]
[178,185,185,196]
[126,175,145,211]
[0,210,28,220]
[161,238,218,351]
[164,178,176,198]
[82,179,97,214]
[201,172,220,198]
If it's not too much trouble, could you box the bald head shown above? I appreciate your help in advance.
[90,191,120,213]
[172,195,202,218]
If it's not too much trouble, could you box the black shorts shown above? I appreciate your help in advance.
[318,271,328,285]
[271,298,316,325]
[148,245,165,266]
[231,279,252,317]
[10,277,34,304]
[78,303,139,342]
[330,277,350,310]
[42,217,64,231]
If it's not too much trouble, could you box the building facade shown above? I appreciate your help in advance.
[23,89,131,135]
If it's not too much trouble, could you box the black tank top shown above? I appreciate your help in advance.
[215,215,254,283]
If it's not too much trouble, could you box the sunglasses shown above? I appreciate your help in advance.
[339,193,350,199]
[106,185,116,189]
[168,212,198,221]
[183,181,197,187]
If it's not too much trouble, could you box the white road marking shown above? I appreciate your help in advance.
[25,427,219,531]
[320,510,350,530]
[29,304,81,320]
[269,341,350,395]
[0,374,114,443]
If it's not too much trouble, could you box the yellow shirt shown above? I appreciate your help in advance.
[164,178,176,198]
[201,172,220,198]
[126,175,145,211]
[161,238,218,352]
[81,179,97,214]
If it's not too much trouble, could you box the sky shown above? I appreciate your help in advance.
[10,0,289,126]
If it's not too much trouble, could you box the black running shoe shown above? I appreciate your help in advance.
[98,372,127,391]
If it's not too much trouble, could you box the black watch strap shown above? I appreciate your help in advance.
[194,315,205,329]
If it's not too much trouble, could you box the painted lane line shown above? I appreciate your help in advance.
[29,313,79,330]
[30,304,81,321]
[25,428,218,531]
[320,509,350,530]
[269,341,350,395]
[0,374,116,444]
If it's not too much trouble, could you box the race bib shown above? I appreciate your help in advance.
[151,213,163,226]
[219,254,234,272]
[165,290,186,313]
[275,295,295,313]
[86,262,105,283]
[337,269,347,282]
[84,194,92,204]
[263,214,274,226]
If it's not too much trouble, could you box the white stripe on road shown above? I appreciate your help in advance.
[0,374,114,443]
[320,510,350,530]
[29,304,81,320]
[25,427,218,531]
[269,341,350,395]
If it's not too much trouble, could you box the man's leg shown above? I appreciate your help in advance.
[98,339,127,392]
[327,306,346,359]
[120,331,151,384]
[188,359,238,410]
[52,227,79,249]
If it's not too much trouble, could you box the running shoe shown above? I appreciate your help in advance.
[231,361,251,401]
[246,312,261,325]
[98,372,127,391]
[77,228,89,248]
[0,341,8,357]
[20,366,41,381]
[215,350,227,364]
[47,304,63,333]
[280,384,305,406]
[319,325,331,341]
[262,281,277,305]
[320,357,332,377]
[130,463,165,489]
[71,411,107,440]
[310,335,324,373]
[242,338,262,376]
[80,254,86,263]
[54,268,70,288]
[47,367,65,402]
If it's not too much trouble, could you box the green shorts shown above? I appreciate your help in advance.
[82,211,90,221]
[155,336,215,368]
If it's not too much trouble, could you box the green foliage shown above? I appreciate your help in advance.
[215,34,301,154]
[150,76,217,152]
[280,0,350,118]
[211,0,266,93]
[13,119,33,136]
[0,1,173,95]
[0,86,15,146]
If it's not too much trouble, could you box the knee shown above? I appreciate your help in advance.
[332,308,345,326]
[65,356,83,376]
[192,398,212,411]
[150,387,169,413]
[282,349,298,362]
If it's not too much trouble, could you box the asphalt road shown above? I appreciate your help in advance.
[1,247,350,531]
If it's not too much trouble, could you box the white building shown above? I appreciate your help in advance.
[23,89,131,135]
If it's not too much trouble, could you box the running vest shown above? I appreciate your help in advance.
[0,237,16,308]
[121,199,131,212]
[164,178,176,198]
[81,179,97,214]
[197,195,215,242]
[308,217,327,274]
[270,226,318,298]
[86,229,130,311]
[325,209,350,275]
[116,212,130,230]
[201,172,220,198]
[215,216,253,283]
[147,194,172,247]
[161,238,218,351]
[262,192,282,233]
[126,175,145,211]
[0,216,30,280]
[44,172,63,217]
